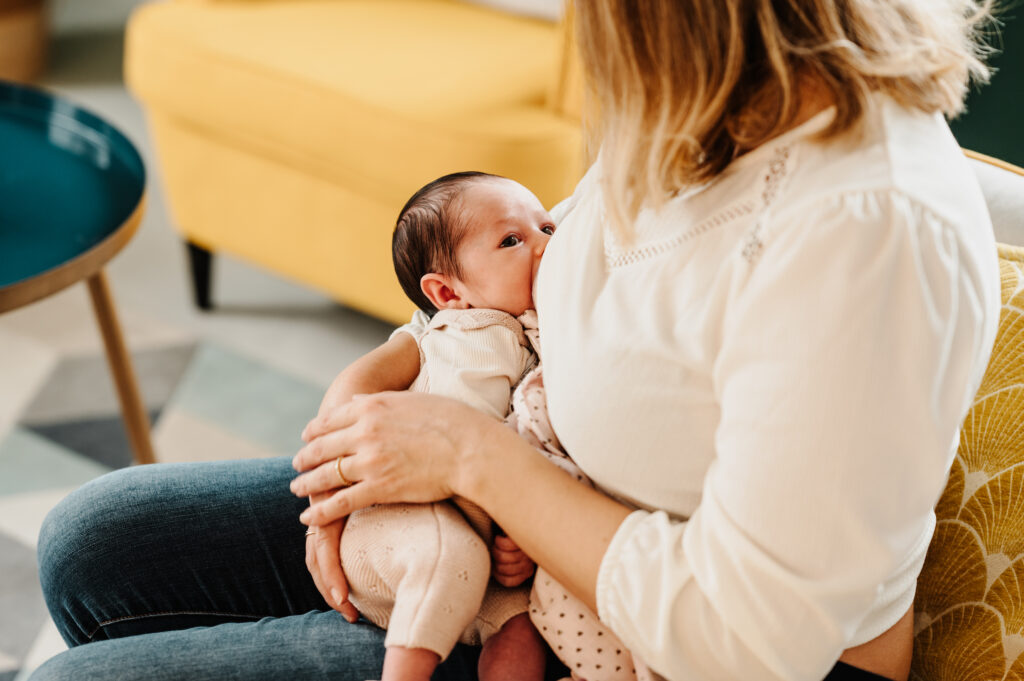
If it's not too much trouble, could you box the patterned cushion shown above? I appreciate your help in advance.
[913,243,1024,680]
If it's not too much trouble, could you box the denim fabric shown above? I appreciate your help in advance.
[28,456,896,680]
[30,457,555,681]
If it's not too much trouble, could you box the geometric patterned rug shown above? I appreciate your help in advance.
[0,341,325,679]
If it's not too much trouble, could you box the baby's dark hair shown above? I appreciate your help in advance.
[392,171,503,316]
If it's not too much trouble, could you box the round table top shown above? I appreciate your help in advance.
[0,79,146,312]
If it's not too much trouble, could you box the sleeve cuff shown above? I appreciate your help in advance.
[595,509,650,627]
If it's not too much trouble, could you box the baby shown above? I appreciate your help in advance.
[339,171,551,681]
[333,171,647,681]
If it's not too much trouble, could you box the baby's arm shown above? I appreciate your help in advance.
[304,332,420,439]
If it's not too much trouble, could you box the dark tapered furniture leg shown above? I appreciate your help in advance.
[185,240,213,311]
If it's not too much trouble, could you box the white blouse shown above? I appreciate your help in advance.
[536,94,1001,680]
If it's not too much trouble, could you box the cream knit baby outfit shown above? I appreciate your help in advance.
[341,308,534,659]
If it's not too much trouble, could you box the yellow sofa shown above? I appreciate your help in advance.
[125,0,583,324]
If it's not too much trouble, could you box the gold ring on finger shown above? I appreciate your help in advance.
[305,528,318,536]
[335,456,351,487]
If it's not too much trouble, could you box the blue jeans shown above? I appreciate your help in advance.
[30,457,566,680]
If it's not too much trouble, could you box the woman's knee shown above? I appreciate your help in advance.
[27,650,81,681]
[38,463,203,647]
[37,468,143,643]
[39,470,126,582]
[38,458,293,588]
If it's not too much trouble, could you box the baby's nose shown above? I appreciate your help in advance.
[533,237,548,258]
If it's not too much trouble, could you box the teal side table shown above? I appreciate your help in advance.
[0,79,156,465]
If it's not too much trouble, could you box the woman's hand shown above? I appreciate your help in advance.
[294,387,630,618]
[491,533,536,587]
[303,493,360,623]
[290,391,500,527]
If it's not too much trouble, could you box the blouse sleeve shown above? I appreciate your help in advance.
[595,190,998,680]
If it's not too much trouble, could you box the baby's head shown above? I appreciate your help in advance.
[393,172,555,318]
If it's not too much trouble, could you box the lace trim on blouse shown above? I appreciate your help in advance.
[604,144,794,269]
[742,145,793,263]
[605,200,758,269]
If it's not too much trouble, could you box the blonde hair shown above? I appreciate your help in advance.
[577,0,996,234]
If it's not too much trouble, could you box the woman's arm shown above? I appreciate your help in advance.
[586,193,998,680]
[460,419,633,611]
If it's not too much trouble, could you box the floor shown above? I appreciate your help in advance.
[0,31,395,679]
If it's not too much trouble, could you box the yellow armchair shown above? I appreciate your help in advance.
[125,0,583,324]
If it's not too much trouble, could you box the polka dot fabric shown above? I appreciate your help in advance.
[531,568,650,681]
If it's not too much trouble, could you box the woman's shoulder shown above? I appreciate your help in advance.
[742,95,1000,327]
[777,94,987,232]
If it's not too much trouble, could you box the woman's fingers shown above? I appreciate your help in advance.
[312,522,346,605]
[302,494,359,623]
[300,483,378,526]
[292,424,363,473]
[299,393,381,451]
[294,391,487,517]
[305,531,328,598]
[300,400,355,443]
[290,454,358,498]
[313,520,360,623]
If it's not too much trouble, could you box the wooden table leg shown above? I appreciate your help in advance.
[86,270,157,465]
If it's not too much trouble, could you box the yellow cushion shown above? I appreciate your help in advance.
[125,0,583,207]
[913,243,1024,679]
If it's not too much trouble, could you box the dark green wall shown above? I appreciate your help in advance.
[950,8,1024,166]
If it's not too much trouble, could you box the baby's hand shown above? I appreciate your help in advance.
[491,533,536,587]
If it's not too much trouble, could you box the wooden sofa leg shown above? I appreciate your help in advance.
[185,240,214,310]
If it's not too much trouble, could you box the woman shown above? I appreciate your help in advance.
[32,1,998,679]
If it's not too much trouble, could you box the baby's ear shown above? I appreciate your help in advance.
[421,273,468,311]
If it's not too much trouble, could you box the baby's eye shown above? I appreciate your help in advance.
[541,224,555,235]
[500,235,522,248]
